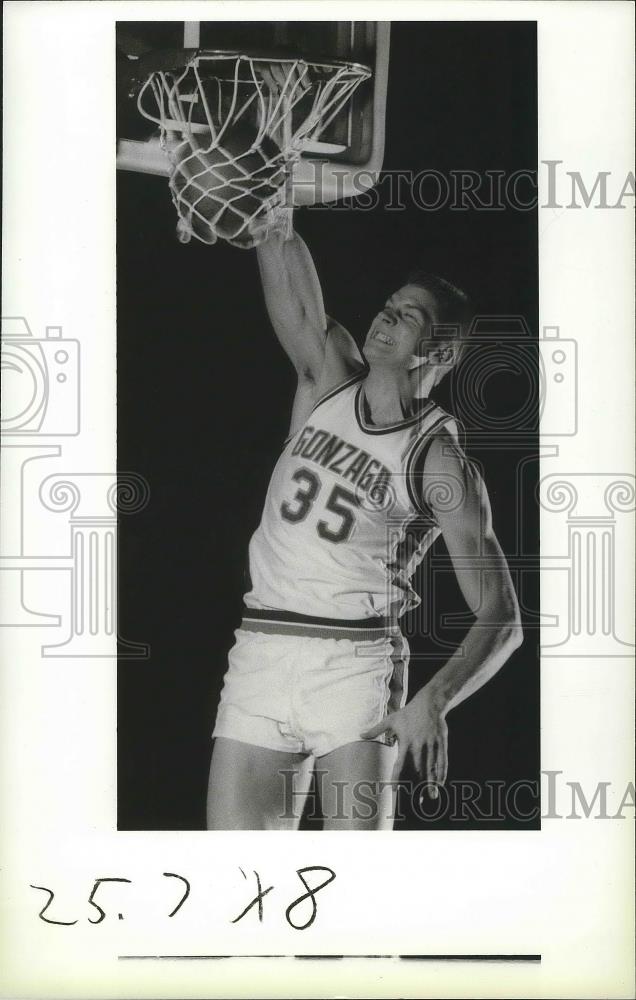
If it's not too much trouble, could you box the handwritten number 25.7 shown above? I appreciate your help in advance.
[280,468,358,543]
[29,872,189,925]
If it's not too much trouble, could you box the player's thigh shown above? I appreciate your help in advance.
[207,737,313,830]
[317,740,397,831]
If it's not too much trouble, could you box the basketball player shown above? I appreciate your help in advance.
[207,226,523,830]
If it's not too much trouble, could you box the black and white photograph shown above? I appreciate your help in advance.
[1,3,634,998]
[117,19,539,833]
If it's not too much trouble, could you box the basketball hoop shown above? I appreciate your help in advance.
[135,49,372,248]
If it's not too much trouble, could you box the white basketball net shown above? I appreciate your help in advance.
[137,51,371,248]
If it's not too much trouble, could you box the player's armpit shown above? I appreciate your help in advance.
[285,322,365,440]
[287,378,320,441]
[314,318,366,396]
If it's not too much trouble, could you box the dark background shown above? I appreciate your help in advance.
[117,21,539,830]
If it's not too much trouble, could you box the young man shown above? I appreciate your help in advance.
[207,227,522,830]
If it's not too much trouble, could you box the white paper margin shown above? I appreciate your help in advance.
[1,2,634,998]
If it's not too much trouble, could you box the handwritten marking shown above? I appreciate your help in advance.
[30,885,78,926]
[231,870,274,924]
[285,866,337,931]
[162,872,190,918]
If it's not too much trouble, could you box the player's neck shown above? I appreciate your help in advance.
[362,367,420,426]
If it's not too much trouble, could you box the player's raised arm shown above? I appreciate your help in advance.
[256,227,365,434]
[256,228,329,383]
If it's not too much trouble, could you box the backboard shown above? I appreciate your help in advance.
[116,21,390,205]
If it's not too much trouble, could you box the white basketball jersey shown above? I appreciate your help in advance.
[244,373,456,619]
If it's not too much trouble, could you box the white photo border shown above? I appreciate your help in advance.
[1,2,634,998]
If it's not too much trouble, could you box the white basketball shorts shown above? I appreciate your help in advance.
[212,607,409,758]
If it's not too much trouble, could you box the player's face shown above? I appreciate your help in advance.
[363,284,440,368]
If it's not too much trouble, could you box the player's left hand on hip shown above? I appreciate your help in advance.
[361,692,448,797]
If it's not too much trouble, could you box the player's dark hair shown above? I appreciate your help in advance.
[404,269,472,365]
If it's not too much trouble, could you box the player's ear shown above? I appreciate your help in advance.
[429,342,458,387]
[414,336,431,363]
[408,340,431,371]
